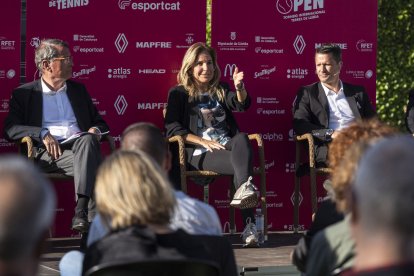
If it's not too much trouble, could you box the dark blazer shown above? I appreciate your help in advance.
[164,83,251,156]
[4,79,109,145]
[292,82,376,135]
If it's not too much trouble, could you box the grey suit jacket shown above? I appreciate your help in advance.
[4,79,109,145]
[292,82,376,135]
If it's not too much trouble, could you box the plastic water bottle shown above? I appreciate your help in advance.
[255,208,264,244]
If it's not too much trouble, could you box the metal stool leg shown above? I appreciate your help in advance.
[293,174,301,233]
[229,178,236,234]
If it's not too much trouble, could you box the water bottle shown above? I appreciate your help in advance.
[255,208,264,244]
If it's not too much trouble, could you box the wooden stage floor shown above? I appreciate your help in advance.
[38,232,302,275]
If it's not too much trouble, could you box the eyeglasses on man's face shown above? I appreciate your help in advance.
[51,56,73,64]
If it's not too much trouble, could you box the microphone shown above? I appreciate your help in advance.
[332,70,340,76]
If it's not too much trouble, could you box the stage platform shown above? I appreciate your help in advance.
[38,232,302,276]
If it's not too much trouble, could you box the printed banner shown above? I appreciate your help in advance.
[25,0,206,237]
[2,0,377,236]
[0,0,21,153]
[211,0,378,231]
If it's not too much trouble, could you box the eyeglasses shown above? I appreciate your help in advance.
[51,56,73,64]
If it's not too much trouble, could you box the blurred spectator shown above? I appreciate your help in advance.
[292,119,397,274]
[87,122,222,246]
[349,136,414,275]
[82,150,237,275]
[0,155,56,276]
[60,122,225,276]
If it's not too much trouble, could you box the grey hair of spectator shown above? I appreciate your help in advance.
[34,38,69,70]
[353,135,414,239]
[0,155,56,260]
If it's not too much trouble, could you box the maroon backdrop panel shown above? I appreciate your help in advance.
[25,0,206,237]
[212,0,378,231]
[0,1,21,153]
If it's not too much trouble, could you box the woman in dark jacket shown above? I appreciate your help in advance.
[164,42,258,246]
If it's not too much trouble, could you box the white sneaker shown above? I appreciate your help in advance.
[230,176,258,209]
[241,219,259,247]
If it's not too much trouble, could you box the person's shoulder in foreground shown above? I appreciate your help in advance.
[171,190,222,236]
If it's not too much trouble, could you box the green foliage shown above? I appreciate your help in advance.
[206,0,212,45]
[377,0,414,131]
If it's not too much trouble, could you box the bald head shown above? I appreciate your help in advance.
[120,122,168,166]
[354,135,414,236]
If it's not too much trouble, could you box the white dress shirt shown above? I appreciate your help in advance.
[41,79,81,140]
[321,81,355,130]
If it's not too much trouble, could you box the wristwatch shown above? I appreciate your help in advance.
[236,81,244,91]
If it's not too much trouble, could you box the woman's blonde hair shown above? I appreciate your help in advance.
[96,150,176,229]
[177,42,224,102]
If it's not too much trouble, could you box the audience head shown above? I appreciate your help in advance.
[331,141,371,213]
[95,150,176,230]
[353,135,414,241]
[177,42,221,98]
[329,119,397,173]
[0,155,56,272]
[328,119,397,213]
[121,122,169,168]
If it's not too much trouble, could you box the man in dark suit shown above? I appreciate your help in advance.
[293,43,375,166]
[4,38,109,233]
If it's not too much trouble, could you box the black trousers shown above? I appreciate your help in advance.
[189,133,253,187]
[188,133,255,225]
[314,142,329,165]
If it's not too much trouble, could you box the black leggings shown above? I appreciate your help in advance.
[189,132,253,188]
[189,132,255,225]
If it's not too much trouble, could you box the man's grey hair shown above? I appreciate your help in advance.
[354,135,414,238]
[34,38,69,70]
[0,155,56,260]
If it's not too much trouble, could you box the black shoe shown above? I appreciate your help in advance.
[72,210,90,233]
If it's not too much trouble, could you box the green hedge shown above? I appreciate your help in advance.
[377,0,414,131]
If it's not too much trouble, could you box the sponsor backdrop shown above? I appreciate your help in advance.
[211,0,377,231]
[0,1,21,150]
[1,0,206,237]
[0,0,377,236]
